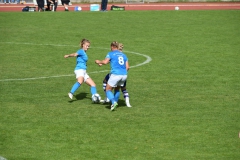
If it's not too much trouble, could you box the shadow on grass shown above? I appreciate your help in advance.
[68,92,89,103]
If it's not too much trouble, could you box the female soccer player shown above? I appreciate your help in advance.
[95,41,129,111]
[101,43,132,107]
[64,39,99,101]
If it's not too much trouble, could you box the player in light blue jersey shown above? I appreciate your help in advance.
[64,39,99,101]
[101,43,132,107]
[95,41,130,111]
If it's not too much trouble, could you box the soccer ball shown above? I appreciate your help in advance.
[74,6,82,11]
[92,93,101,103]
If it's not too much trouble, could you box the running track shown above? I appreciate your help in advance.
[0,2,240,12]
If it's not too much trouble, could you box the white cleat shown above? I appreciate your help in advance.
[105,97,110,103]
[100,100,105,103]
[68,92,73,100]
[100,97,110,103]
[126,104,132,107]
[125,97,132,107]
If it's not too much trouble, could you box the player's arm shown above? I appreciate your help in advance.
[126,61,130,71]
[95,58,110,66]
[64,53,78,58]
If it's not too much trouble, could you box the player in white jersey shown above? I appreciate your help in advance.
[95,41,130,111]
[64,39,99,101]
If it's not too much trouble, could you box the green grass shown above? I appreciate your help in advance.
[0,10,240,159]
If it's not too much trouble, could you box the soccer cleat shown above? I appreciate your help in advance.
[100,97,110,103]
[104,97,110,103]
[100,99,105,103]
[105,97,110,103]
[126,104,132,108]
[111,102,118,111]
[68,92,73,100]
[125,97,131,107]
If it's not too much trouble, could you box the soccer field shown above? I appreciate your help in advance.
[0,10,239,159]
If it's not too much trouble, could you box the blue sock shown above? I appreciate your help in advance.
[91,86,97,95]
[70,82,81,94]
[114,90,120,102]
[106,90,115,104]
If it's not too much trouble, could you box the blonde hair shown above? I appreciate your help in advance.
[118,43,124,51]
[80,38,90,48]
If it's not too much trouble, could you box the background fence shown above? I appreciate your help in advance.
[0,0,240,4]
[70,0,240,2]
[64,0,240,3]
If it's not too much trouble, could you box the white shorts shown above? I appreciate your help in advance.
[108,74,127,87]
[74,69,90,82]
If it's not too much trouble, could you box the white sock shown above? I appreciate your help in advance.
[125,97,131,106]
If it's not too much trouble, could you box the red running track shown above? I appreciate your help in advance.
[0,2,240,12]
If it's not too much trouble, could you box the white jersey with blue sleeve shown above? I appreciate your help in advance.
[106,50,128,75]
[75,49,88,70]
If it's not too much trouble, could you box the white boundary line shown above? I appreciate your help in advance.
[0,42,152,82]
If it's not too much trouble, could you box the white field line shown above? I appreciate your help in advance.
[0,42,152,82]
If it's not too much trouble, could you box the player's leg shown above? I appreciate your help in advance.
[105,84,114,103]
[46,1,51,11]
[103,0,108,11]
[101,79,110,103]
[68,77,83,100]
[122,88,131,107]
[102,74,110,103]
[121,81,132,107]
[68,69,84,99]
[106,74,120,111]
[54,1,58,11]
[85,77,102,102]
[106,84,118,111]
[61,0,69,11]
[40,0,45,11]
[117,75,131,107]
[103,79,107,92]
[114,86,120,102]
[85,77,97,95]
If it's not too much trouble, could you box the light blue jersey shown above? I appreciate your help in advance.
[75,49,88,70]
[106,50,128,75]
